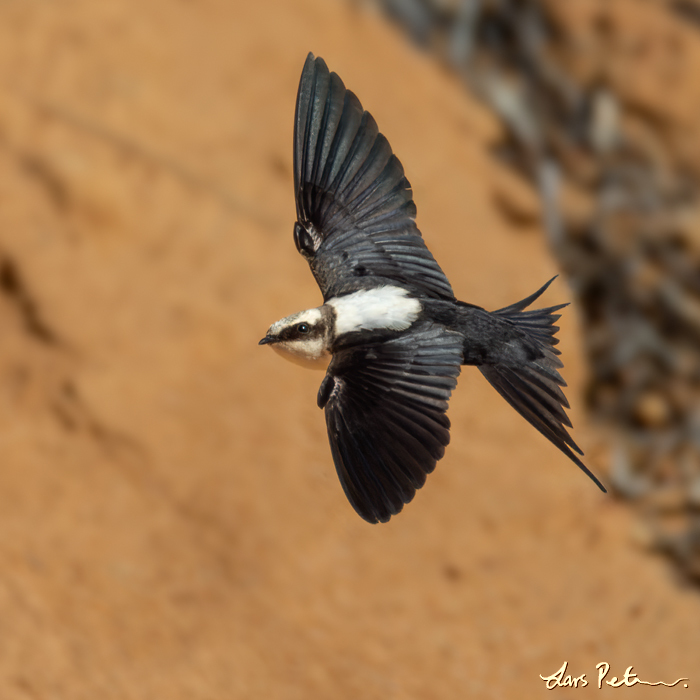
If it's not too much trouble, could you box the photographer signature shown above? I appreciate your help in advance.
[540,661,689,689]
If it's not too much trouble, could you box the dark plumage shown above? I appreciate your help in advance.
[260,53,606,523]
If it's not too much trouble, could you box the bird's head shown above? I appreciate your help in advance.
[259,306,331,369]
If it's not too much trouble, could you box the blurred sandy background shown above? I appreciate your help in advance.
[0,0,698,698]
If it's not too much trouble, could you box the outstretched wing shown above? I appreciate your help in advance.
[317,323,462,523]
[293,53,454,302]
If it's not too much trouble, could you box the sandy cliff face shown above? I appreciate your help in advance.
[0,0,697,698]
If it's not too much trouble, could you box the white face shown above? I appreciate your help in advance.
[262,308,330,370]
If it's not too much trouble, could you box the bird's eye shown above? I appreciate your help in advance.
[297,323,310,334]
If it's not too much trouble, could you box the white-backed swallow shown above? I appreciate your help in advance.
[260,53,606,523]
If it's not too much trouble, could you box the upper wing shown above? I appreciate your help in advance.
[293,53,454,302]
[317,323,463,523]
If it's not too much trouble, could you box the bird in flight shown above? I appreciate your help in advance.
[259,53,606,523]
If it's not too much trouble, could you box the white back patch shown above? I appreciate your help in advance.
[327,286,421,336]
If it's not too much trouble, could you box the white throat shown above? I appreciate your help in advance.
[327,286,421,336]
[271,342,330,370]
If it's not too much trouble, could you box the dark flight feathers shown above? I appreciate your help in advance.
[320,323,463,523]
[294,53,454,302]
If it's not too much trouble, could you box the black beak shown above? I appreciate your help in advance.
[258,335,274,345]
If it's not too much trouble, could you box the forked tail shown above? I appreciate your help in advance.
[478,277,606,492]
